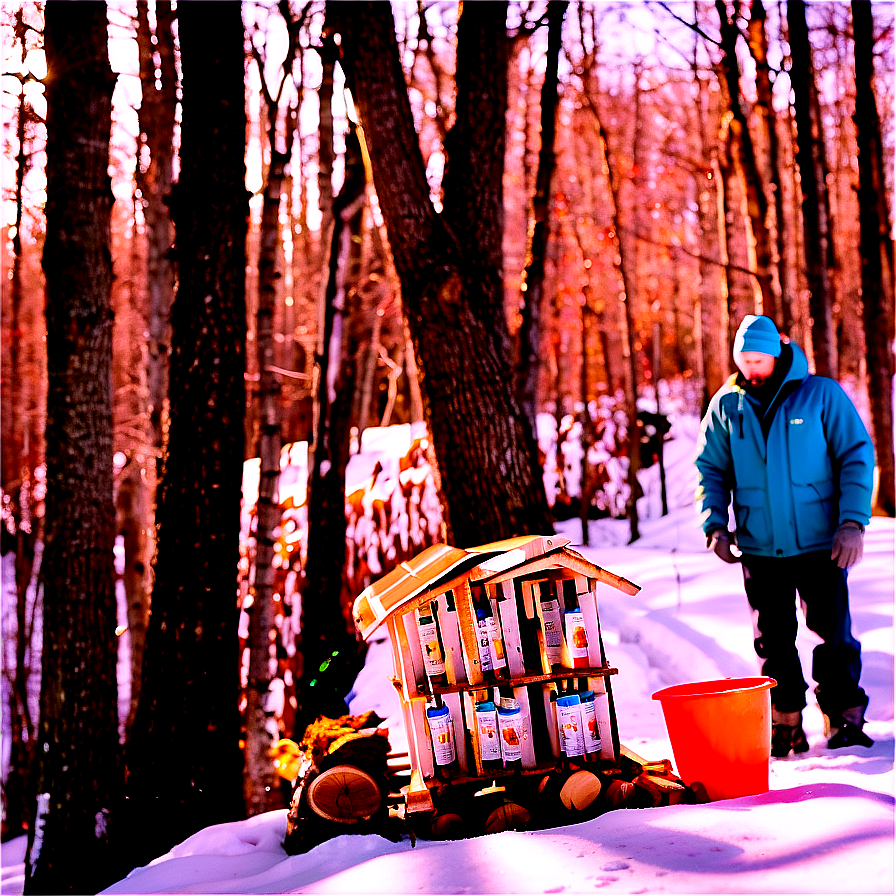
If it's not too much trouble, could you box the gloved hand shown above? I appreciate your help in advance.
[708,529,741,564]
[831,522,864,569]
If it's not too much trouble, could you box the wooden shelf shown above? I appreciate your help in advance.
[427,666,619,697]
[424,754,620,790]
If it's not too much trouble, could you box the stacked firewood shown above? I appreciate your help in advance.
[282,710,406,855]
[280,710,699,853]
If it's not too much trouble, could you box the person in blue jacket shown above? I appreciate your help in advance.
[695,314,875,757]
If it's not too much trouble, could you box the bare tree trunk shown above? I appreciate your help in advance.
[688,33,729,410]
[852,0,895,516]
[26,5,122,892]
[516,0,567,436]
[579,85,641,543]
[715,0,778,319]
[298,123,367,732]
[126,2,248,868]
[787,0,837,376]
[718,128,753,350]
[132,0,177,726]
[333,1,553,546]
[746,0,788,329]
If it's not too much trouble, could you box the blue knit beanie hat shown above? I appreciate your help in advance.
[734,314,781,357]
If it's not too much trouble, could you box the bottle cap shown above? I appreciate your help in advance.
[475,700,496,712]
[578,690,595,702]
[476,607,488,621]
[418,613,433,624]
[497,703,521,716]
[427,704,450,719]
[557,694,582,707]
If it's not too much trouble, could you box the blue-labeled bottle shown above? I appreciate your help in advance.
[578,689,602,756]
[556,694,585,758]
[427,703,457,779]
[474,700,502,770]
[497,700,524,769]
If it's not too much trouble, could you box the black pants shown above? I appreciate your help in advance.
[741,550,867,718]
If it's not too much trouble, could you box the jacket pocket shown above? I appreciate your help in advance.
[792,480,836,548]
[786,414,831,485]
[733,486,770,551]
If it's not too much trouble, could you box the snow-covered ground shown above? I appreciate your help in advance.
[2,414,893,894]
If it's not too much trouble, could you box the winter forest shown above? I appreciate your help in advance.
[1,1,894,894]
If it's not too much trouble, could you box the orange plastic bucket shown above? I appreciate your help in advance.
[652,676,777,801]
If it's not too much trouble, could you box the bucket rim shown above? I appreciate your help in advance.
[651,676,777,701]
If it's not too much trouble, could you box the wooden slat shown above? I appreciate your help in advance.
[409,697,434,780]
[443,691,468,774]
[463,690,485,778]
[455,578,484,686]
[512,685,538,768]
[496,580,525,676]
[542,682,561,758]
[398,611,425,699]
[586,675,615,761]
[404,768,435,815]
[578,586,604,668]
[477,550,640,595]
[436,591,466,686]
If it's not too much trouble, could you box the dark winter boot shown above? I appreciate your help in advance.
[826,705,874,749]
[771,709,810,758]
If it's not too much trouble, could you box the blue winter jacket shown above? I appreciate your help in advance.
[695,341,875,558]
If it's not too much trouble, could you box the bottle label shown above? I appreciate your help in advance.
[428,709,456,766]
[557,702,585,757]
[477,617,494,672]
[498,712,524,763]
[476,708,501,762]
[540,598,564,666]
[580,699,601,754]
[417,617,446,676]
[565,610,589,666]
[482,614,506,671]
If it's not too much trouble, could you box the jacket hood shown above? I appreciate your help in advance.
[734,340,809,393]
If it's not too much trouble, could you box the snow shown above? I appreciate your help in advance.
[2,414,893,894]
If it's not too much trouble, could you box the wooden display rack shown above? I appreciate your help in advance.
[352,534,683,831]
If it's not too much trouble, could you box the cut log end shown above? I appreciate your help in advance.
[305,764,383,823]
[484,800,532,834]
[559,769,602,811]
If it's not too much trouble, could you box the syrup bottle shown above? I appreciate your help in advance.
[472,584,507,680]
[561,580,589,670]
[426,702,458,779]
[416,602,448,689]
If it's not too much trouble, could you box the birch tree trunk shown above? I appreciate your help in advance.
[244,1,304,818]
[2,8,39,842]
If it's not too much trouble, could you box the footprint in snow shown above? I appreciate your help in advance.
[601,861,630,872]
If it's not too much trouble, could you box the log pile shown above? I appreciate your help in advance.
[280,711,700,853]
[283,710,406,855]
